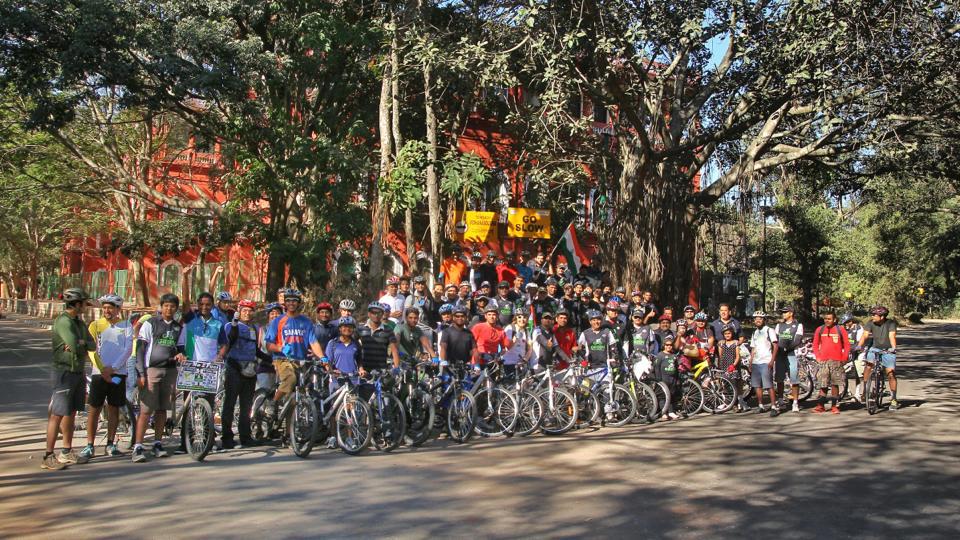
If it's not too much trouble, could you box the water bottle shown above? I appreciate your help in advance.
[111,376,122,385]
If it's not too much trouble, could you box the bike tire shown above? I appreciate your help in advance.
[865,371,878,415]
[601,383,638,427]
[370,392,407,452]
[652,381,670,418]
[250,390,275,442]
[289,393,319,458]
[702,376,737,414]
[576,386,601,426]
[185,397,215,462]
[539,387,578,435]
[679,378,705,417]
[840,374,850,401]
[796,366,816,401]
[473,387,519,437]
[513,390,545,437]
[446,389,476,443]
[632,381,659,423]
[336,397,372,455]
[404,388,435,447]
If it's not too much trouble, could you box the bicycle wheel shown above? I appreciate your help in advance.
[864,370,878,415]
[185,397,215,461]
[473,387,519,437]
[539,387,578,435]
[736,368,753,400]
[370,392,406,452]
[404,387,435,447]
[576,386,601,426]
[446,389,476,443]
[839,373,850,401]
[632,381,659,423]
[796,367,815,401]
[600,383,637,427]
[250,390,275,441]
[702,376,737,414]
[336,397,372,455]
[513,390,544,437]
[289,393,318,458]
[678,378,704,417]
[652,381,670,418]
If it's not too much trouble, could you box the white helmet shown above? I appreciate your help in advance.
[98,294,124,308]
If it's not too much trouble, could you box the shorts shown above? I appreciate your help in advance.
[140,367,177,414]
[256,372,277,392]
[775,350,799,385]
[750,363,773,389]
[816,361,845,388]
[865,347,896,370]
[88,374,128,408]
[274,359,297,394]
[49,370,86,416]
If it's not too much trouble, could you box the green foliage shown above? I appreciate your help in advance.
[381,141,429,214]
[440,151,488,209]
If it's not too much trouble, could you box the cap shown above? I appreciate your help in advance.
[475,295,489,303]
[779,306,794,313]
[445,284,458,291]
[413,276,425,283]
[658,314,672,321]
[541,311,555,319]
[484,305,498,313]
[632,308,645,317]
[631,290,642,297]
[497,280,510,288]
[545,277,558,285]
[480,281,491,288]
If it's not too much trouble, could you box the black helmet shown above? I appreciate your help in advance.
[159,293,180,307]
[62,288,88,304]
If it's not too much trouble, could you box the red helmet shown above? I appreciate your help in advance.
[316,302,333,312]
[238,299,256,310]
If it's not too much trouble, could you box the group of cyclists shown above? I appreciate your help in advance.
[41,248,902,469]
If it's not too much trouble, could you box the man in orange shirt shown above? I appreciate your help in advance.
[440,246,468,287]
[471,305,511,367]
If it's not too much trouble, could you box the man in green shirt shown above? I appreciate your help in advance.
[394,308,438,363]
[43,288,94,470]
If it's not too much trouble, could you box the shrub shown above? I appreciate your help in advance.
[905,311,924,324]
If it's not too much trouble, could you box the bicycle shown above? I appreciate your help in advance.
[397,359,436,447]
[503,360,546,437]
[620,351,660,423]
[425,361,477,443]
[247,358,319,457]
[674,365,705,417]
[363,369,407,452]
[528,360,579,435]
[863,348,892,415]
[562,356,637,427]
[691,358,737,414]
[463,356,519,437]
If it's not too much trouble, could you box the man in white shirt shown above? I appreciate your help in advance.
[378,276,405,323]
[749,312,780,416]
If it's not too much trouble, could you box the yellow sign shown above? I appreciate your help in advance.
[507,208,551,239]
[451,211,498,242]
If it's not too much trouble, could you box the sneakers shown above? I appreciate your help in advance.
[890,398,899,410]
[106,443,123,457]
[79,444,95,462]
[667,412,680,420]
[41,453,66,470]
[132,445,147,463]
[756,406,767,414]
[326,436,337,449]
[853,384,863,403]
[152,443,169,458]
[830,405,840,414]
[792,401,800,413]
[769,407,779,417]
[812,404,826,413]
[57,448,88,465]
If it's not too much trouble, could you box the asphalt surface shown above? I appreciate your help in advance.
[1,316,958,539]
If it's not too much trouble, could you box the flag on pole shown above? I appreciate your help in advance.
[555,222,590,274]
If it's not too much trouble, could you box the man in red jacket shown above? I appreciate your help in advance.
[811,312,849,414]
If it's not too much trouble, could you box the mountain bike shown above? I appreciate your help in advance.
[463,356,519,437]
[398,359,436,447]
[247,359,319,457]
[563,357,637,427]
[363,370,406,452]
[173,388,217,461]
[529,360,579,435]
[620,352,660,423]
[691,357,737,414]
[863,349,892,415]
[425,361,477,443]
[504,360,546,437]
[674,366,705,417]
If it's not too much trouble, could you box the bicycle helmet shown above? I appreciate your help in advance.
[265,302,282,313]
[683,305,696,312]
[386,276,400,285]
[452,306,468,316]
[586,309,602,320]
[284,288,302,301]
[545,277,558,286]
[631,308,645,317]
[484,304,498,313]
[367,301,385,312]
[751,311,767,319]
[159,293,180,307]
[438,304,454,315]
[339,299,356,311]
[694,312,709,321]
[338,316,356,327]
[871,306,890,316]
[315,302,333,312]
[217,291,232,301]
[605,301,620,311]
[525,282,539,291]
[238,299,256,310]
[98,294,124,307]
[840,313,855,324]
[62,288,88,304]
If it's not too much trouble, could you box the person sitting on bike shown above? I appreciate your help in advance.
[620,307,660,361]
[439,306,478,367]
[533,311,571,370]
[811,311,849,414]
[774,306,805,413]
[81,294,134,461]
[264,289,328,422]
[717,327,747,412]
[748,311,780,416]
[858,306,899,409]
[313,302,337,353]
[471,305,511,369]
[220,299,269,449]
[502,311,533,379]
[553,309,577,370]
[322,316,366,448]
[257,302,283,393]
[133,293,187,463]
[395,307,438,364]
[578,310,620,378]
[841,314,866,402]
[653,339,680,420]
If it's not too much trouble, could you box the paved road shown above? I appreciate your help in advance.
[1,317,958,539]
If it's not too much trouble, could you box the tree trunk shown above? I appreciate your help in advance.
[423,57,442,285]
[404,207,415,271]
[266,247,286,298]
[28,257,38,300]
[370,55,394,296]
[132,258,151,307]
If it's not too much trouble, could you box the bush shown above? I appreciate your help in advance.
[905,311,924,324]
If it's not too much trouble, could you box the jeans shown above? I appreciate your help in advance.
[222,364,255,444]
[866,347,896,369]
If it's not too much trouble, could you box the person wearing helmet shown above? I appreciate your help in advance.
[219,299,268,448]
[681,304,697,326]
[43,288,95,470]
[435,303,455,352]
[601,301,625,335]
[395,307,438,363]
[264,289,327,421]
[132,293,186,462]
[841,315,866,402]
[440,306,478,365]
[322,316,365,448]
[691,311,716,354]
[653,314,677,351]
[338,298,356,320]
[356,302,401,374]
[379,277,404,323]
[578,309,619,369]
[858,306,899,408]
[532,311,571,370]
[502,311,533,378]
[470,295,492,328]
[212,291,234,326]
[79,294,134,461]
[748,311,779,416]
[471,304,510,367]
[313,302,336,352]
[773,306,805,413]
[527,285,557,326]
[576,290,601,334]
[404,276,439,327]
[256,303,283,393]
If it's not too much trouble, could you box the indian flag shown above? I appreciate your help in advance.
[555,223,590,274]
